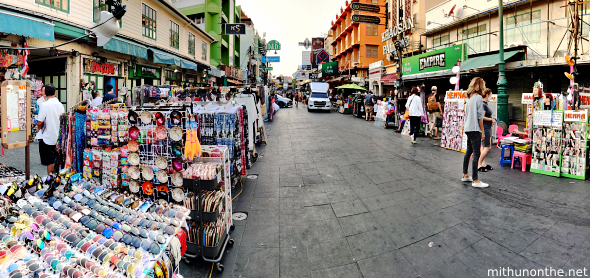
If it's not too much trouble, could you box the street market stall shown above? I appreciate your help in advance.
[335,84,366,114]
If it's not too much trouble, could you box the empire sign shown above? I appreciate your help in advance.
[419,53,446,71]
[381,17,414,42]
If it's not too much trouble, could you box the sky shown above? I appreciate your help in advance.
[236,0,343,78]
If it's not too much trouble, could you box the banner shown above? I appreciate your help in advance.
[321,61,338,77]
[402,44,466,76]
[440,90,467,152]
[561,110,588,180]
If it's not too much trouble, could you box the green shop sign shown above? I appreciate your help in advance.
[321,61,338,77]
[131,65,161,79]
[402,44,466,76]
[266,40,281,51]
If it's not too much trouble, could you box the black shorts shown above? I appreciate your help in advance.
[39,140,57,166]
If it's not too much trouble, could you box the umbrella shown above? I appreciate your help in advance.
[336,84,367,91]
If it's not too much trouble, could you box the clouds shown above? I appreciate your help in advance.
[237,0,342,76]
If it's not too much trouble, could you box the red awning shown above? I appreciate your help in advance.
[380,74,397,84]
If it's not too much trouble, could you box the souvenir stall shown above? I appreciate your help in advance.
[352,94,365,118]
[530,110,563,177]
[561,110,587,179]
[440,91,467,152]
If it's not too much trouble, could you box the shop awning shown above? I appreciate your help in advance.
[103,37,148,60]
[227,79,242,84]
[402,69,454,80]
[460,50,524,71]
[150,48,181,66]
[181,59,198,71]
[0,9,54,41]
[380,74,397,84]
[336,84,367,91]
[327,77,344,83]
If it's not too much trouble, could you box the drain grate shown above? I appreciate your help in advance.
[246,174,258,179]
[232,212,248,221]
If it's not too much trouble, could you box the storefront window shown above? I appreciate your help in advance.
[462,24,487,54]
[366,24,378,36]
[142,4,157,40]
[170,21,180,49]
[36,0,69,13]
[40,75,67,109]
[188,33,195,57]
[506,10,541,44]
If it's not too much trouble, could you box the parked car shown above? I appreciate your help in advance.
[275,95,292,108]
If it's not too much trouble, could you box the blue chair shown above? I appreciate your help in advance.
[500,145,514,167]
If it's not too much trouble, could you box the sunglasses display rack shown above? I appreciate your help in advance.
[0,163,25,184]
[0,172,191,278]
[182,145,233,271]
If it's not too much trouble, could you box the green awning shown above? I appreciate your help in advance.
[103,37,148,59]
[150,48,181,66]
[336,84,367,91]
[0,9,54,41]
[460,50,524,71]
[181,59,198,71]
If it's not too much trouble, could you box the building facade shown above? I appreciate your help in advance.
[419,0,589,122]
[0,0,214,109]
[330,0,387,92]
[172,0,243,85]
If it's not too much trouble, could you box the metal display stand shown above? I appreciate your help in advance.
[182,145,234,273]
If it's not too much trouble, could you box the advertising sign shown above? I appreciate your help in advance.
[579,92,590,108]
[262,56,280,63]
[298,38,312,50]
[561,110,588,180]
[351,2,380,13]
[316,50,330,64]
[351,14,380,24]
[224,23,246,35]
[292,71,308,80]
[402,44,466,76]
[266,40,281,51]
[321,61,338,77]
[84,59,118,75]
[311,38,325,68]
[302,51,311,67]
[521,93,534,104]
[266,67,273,70]
[381,17,414,42]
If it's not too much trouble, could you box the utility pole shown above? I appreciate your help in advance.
[496,0,509,124]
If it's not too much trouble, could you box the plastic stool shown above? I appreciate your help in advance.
[512,151,532,171]
[500,145,514,167]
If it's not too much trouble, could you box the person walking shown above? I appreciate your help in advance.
[426,86,443,139]
[36,84,65,175]
[91,90,103,107]
[102,85,117,104]
[302,92,307,106]
[462,77,489,188]
[365,91,375,121]
[478,88,495,172]
[406,87,423,144]
[294,92,299,107]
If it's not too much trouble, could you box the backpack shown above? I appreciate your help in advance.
[427,94,439,111]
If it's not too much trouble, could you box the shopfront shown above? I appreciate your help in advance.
[130,64,161,86]
[83,58,128,98]
[165,69,182,85]
[368,61,383,96]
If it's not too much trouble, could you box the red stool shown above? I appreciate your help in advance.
[512,151,532,171]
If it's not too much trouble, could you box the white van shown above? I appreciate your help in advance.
[307,82,331,112]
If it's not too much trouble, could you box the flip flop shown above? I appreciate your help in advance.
[485,165,494,171]
[478,167,488,172]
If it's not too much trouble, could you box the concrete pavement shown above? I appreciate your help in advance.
[183,105,590,278]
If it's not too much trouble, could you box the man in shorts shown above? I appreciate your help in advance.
[365,91,375,121]
[36,84,64,175]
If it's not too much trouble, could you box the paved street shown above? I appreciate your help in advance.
[184,105,590,278]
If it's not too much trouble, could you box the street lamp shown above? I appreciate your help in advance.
[497,0,509,124]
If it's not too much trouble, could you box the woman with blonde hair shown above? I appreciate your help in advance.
[461,77,489,188]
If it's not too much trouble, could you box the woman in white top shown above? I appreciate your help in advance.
[405,87,424,144]
[91,90,103,108]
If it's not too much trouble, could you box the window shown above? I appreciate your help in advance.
[366,24,378,36]
[188,33,195,56]
[36,0,69,13]
[432,34,449,48]
[506,10,541,44]
[366,45,378,58]
[462,24,487,54]
[170,21,180,49]
[372,0,378,3]
[142,4,157,40]
[93,0,121,26]
[201,40,207,61]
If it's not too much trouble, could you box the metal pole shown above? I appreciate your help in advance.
[497,0,509,124]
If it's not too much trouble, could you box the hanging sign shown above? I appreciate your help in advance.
[262,56,280,63]
[351,15,380,24]
[521,93,534,104]
[298,38,312,50]
[84,59,118,75]
[141,67,158,77]
[444,90,466,102]
[533,110,563,128]
[351,2,380,13]
[224,23,246,35]
[381,17,414,42]
[266,40,281,51]
[579,92,590,108]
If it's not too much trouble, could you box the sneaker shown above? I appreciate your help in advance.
[472,182,489,188]
[410,135,415,144]
[434,136,441,140]
[461,177,473,182]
